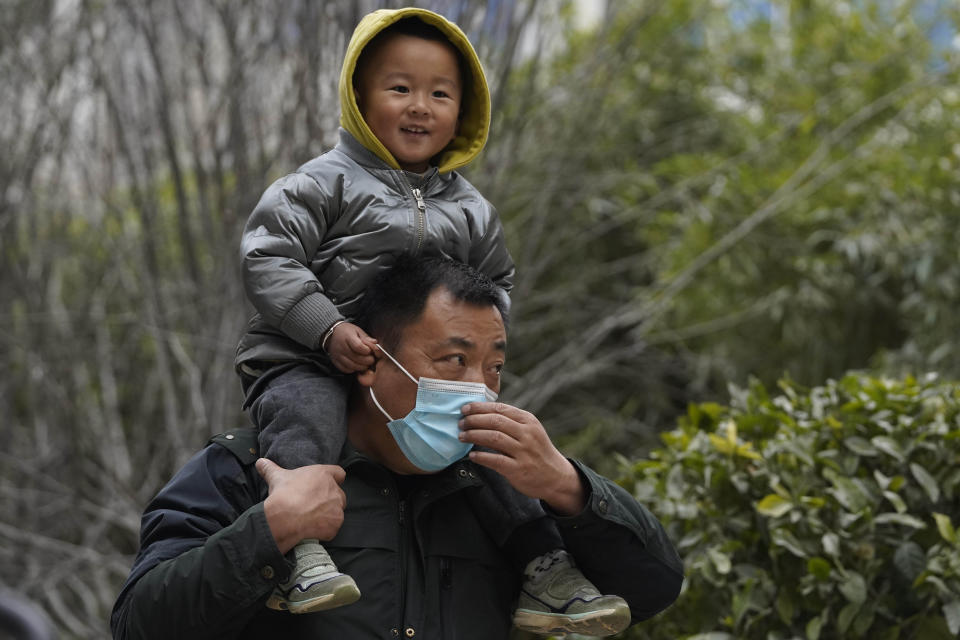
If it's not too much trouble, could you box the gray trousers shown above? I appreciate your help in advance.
[245,363,563,570]
[247,364,350,468]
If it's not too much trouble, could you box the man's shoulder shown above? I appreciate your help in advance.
[207,428,260,466]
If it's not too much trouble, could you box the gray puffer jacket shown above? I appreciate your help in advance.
[236,129,514,371]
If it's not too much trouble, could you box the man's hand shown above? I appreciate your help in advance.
[256,458,347,554]
[458,402,586,516]
[326,322,378,373]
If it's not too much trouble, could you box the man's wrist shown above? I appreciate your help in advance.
[542,459,587,516]
[262,494,299,554]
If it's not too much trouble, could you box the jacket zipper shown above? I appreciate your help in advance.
[401,174,426,254]
[440,557,453,637]
[398,499,408,634]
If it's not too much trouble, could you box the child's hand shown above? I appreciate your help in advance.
[325,322,378,373]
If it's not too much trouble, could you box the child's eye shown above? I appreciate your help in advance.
[390,85,409,93]
[433,90,449,98]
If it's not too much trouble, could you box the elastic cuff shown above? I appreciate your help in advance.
[279,293,343,350]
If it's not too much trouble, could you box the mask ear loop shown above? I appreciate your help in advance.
[368,344,420,422]
[368,387,394,421]
[375,344,419,384]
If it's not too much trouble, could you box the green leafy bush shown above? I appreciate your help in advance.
[623,373,960,639]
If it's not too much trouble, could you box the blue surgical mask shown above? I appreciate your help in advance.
[369,345,498,472]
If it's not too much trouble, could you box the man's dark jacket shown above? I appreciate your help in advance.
[111,429,683,639]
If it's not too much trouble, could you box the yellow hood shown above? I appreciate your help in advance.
[338,7,491,174]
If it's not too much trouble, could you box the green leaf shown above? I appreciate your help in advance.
[821,532,840,557]
[933,512,956,544]
[913,614,954,640]
[771,528,808,558]
[871,436,905,461]
[806,615,823,640]
[838,601,861,633]
[944,600,960,635]
[826,475,870,512]
[756,494,793,517]
[911,463,940,502]
[776,589,796,624]
[922,575,952,595]
[708,547,732,575]
[893,541,926,582]
[807,556,831,580]
[839,571,867,605]
[882,490,907,513]
[853,603,876,636]
[874,513,927,528]
[800,495,826,508]
[873,469,891,489]
[844,436,877,456]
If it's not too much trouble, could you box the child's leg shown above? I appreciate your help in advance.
[246,364,359,614]
[469,465,631,637]
[249,364,349,468]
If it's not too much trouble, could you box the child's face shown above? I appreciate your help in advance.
[356,34,462,173]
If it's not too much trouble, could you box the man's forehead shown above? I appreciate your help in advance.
[401,288,506,348]
[437,334,507,351]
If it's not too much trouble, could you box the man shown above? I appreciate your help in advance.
[111,257,683,639]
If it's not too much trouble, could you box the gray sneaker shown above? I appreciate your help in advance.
[513,549,631,637]
[266,539,361,614]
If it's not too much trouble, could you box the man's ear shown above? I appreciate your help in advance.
[356,361,377,388]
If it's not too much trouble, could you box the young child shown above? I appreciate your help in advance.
[236,8,629,635]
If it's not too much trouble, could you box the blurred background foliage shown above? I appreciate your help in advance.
[1,0,958,637]
[621,372,960,639]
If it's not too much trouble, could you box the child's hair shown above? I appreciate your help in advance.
[353,17,470,96]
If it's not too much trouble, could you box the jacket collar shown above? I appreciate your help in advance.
[337,128,447,194]
[339,440,483,499]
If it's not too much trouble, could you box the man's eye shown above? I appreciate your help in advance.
[446,354,466,366]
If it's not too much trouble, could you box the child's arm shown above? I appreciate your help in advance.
[241,173,344,351]
[467,198,515,294]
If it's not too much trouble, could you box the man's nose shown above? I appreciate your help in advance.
[463,366,485,384]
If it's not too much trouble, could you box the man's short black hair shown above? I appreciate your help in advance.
[354,256,508,351]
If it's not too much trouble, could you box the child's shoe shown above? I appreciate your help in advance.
[266,539,360,614]
[512,549,630,637]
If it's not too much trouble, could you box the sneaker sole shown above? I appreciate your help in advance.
[268,575,362,615]
[513,603,631,636]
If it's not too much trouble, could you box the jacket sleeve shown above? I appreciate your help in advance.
[241,172,345,350]
[552,460,684,624]
[111,445,291,640]
[467,197,515,295]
